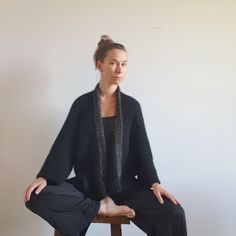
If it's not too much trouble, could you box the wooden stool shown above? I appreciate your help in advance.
[54,215,130,236]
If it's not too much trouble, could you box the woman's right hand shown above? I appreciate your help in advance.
[23,177,47,202]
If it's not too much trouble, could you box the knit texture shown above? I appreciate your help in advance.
[37,86,160,200]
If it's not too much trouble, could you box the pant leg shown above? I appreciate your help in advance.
[112,184,187,236]
[25,182,100,236]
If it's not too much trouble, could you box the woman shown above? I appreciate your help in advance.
[24,35,187,236]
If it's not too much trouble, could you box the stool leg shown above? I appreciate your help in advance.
[110,224,122,236]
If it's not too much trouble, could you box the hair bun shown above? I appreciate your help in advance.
[98,34,114,47]
[93,34,126,69]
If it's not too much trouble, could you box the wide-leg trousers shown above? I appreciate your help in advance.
[25,181,187,236]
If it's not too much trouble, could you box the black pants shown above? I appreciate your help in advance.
[25,181,187,236]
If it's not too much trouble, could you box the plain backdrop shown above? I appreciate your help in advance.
[1,1,236,235]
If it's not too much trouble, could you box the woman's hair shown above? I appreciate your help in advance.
[93,34,126,69]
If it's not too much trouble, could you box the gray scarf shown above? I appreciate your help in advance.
[93,83,123,197]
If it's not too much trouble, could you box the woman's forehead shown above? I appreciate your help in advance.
[105,49,127,61]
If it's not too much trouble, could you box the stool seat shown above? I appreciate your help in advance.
[54,215,130,236]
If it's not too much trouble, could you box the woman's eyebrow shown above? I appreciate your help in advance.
[111,59,128,62]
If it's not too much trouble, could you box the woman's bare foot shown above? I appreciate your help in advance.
[98,197,135,218]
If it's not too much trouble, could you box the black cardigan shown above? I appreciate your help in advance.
[37,90,160,199]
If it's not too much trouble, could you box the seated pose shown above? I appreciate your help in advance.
[24,35,187,236]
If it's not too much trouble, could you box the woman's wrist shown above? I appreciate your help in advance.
[151,182,160,188]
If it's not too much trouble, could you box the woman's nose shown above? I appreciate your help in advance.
[115,64,122,72]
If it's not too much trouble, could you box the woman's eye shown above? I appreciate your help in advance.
[110,62,127,67]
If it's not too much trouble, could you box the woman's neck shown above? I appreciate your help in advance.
[98,80,117,98]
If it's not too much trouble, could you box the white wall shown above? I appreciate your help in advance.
[1,1,236,235]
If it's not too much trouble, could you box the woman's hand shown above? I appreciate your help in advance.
[23,177,47,202]
[152,183,180,205]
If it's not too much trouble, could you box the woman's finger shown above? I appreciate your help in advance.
[35,182,46,195]
[25,186,35,202]
[23,190,27,202]
[173,195,181,205]
[155,190,164,204]
[164,191,178,205]
[25,183,39,202]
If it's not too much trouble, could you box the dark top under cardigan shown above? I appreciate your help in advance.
[37,90,160,200]
[102,116,115,194]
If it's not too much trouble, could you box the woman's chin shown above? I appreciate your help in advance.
[114,81,120,85]
[113,78,123,85]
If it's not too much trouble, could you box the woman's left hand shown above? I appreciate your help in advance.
[152,183,180,205]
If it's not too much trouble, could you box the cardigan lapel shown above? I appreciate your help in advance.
[93,83,123,197]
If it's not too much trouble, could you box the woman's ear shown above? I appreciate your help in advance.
[97,61,103,72]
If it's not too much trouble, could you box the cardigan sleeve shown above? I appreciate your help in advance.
[37,99,80,184]
[131,101,160,187]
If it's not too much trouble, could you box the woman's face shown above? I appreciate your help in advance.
[98,49,128,85]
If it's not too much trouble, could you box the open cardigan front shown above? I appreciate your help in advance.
[37,85,160,200]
